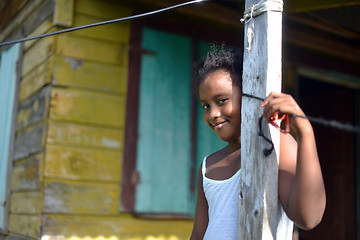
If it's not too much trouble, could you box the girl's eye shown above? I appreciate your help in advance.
[202,104,210,110]
[218,98,228,105]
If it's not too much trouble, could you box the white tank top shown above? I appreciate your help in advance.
[202,156,294,240]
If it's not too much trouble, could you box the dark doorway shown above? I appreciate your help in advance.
[298,76,356,240]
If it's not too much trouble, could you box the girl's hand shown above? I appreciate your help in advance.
[260,92,311,137]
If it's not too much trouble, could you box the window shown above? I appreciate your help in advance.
[0,43,20,231]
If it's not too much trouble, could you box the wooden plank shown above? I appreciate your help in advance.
[75,0,131,20]
[297,66,360,89]
[17,86,51,130]
[52,55,128,94]
[286,0,360,12]
[11,154,42,191]
[56,34,128,66]
[10,191,41,214]
[44,144,122,181]
[7,214,39,239]
[43,180,119,214]
[68,14,130,43]
[284,26,360,63]
[19,57,53,103]
[239,0,283,239]
[23,17,54,51]
[0,0,29,33]
[121,22,143,212]
[22,36,54,77]
[5,233,34,240]
[42,214,193,239]
[0,0,54,50]
[47,121,124,150]
[13,122,47,160]
[54,0,74,27]
[50,88,126,127]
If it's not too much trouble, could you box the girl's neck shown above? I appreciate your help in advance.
[227,141,241,153]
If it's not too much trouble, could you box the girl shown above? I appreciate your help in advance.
[190,48,326,239]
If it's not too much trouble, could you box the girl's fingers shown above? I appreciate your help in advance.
[261,92,311,134]
[261,92,304,119]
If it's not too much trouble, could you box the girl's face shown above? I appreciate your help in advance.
[199,69,241,144]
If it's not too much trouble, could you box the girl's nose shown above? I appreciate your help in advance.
[209,106,221,119]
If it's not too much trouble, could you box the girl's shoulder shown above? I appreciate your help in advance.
[205,146,229,166]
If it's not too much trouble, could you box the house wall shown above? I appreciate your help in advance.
[2,0,192,239]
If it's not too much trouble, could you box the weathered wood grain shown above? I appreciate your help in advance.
[13,122,47,160]
[10,191,41,214]
[11,154,42,191]
[17,86,50,130]
[52,55,127,94]
[4,233,34,240]
[47,121,123,150]
[44,144,122,181]
[43,179,119,214]
[238,0,283,239]
[22,36,54,77]
[0,0,30,34]
[19,57,52,103]
[56,34,128,66]
[7,214,39,239]
[50,88,125,127]
[75,0,131,20]
[54,0,74,27]
[42,214,193,239]
[68,14,130,43]
[24,17,53,51]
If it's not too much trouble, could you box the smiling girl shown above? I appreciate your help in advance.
[190,48,326,240]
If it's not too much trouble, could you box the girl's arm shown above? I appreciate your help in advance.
[190,164,209,240]
[261,92,326,230]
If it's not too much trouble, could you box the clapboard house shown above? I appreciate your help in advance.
[0,0,359,239]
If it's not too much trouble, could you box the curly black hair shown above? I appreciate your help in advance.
[193,46,243,94]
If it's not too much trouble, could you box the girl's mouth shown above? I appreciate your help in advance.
[212,121,228,130]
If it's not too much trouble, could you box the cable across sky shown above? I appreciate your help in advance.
[0,0,206,47]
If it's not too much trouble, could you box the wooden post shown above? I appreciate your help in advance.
[238,0,283,239]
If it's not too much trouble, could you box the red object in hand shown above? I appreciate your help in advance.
[268,112,290,133]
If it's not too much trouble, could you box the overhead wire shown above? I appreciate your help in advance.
[0,0,206,47]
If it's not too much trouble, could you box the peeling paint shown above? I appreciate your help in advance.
[66,57,84,70]
[102,138,121,148]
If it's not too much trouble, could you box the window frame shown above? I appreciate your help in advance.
[0,43,22,233]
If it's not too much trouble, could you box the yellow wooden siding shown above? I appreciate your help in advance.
[47,121,123,150]
[44,144,122,181]
[7,0,195,238]
[19,56,53,103]
[56,35,128,65]
[22,36,55,77]
[54,0,74,27]
[52,55,127,94]
[43,179,119,214]
[70,14,130,43]
[8,214,40,239]
[42,214,193,240]
[50,88,125,127]
[24,17,54,51]
[10,191,41,215]
[11,154,43,191]
[75,0,131,20]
